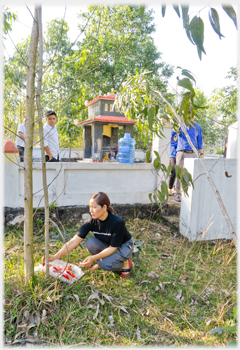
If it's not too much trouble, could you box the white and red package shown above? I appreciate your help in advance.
[34,259,84,284]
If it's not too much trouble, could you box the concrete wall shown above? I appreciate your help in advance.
[4,161,155,208]
[179,158,237,241]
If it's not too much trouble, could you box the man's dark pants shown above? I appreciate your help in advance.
[45,155,59,162]
[17,146,24,162]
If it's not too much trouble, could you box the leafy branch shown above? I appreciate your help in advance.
[142,4,238,60]
[115,70,237,246]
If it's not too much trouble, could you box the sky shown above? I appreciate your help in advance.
[2,1,239,98]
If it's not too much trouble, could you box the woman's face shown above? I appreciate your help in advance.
[89,199,107,220]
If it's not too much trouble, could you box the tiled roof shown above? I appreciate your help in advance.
[86,94,116,107]
[74,116,136,126]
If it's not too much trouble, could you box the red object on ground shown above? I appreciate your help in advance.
[4,140,18,153]
[66,270,78,279]
[62,273,71,281]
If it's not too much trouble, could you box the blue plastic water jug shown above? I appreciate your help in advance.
[118,133,136,163]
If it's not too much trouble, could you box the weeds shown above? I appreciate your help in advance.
[4,218,237,347]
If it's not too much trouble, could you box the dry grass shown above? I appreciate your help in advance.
[4,217,237,347]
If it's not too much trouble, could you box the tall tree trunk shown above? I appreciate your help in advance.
[158,91,237,247]
[36,6,50,276]
[69,133,72,162]
[24,6,39,280]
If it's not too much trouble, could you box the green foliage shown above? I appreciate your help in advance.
[153,4,238,60]
[189,16,206,60]
[4,5,173,151]
[116,70,198,208]
[209,8,225,39]
[74,5,173,94]
[222,5,238,29]
[49,201,57,210]
[195,67,238,154]
[3,35,30,141]
[36,218,43,228]
[3,7,17,37]
[58,116,82,149]
[209,295,237,346]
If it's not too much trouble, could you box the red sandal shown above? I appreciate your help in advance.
[119,259,132,278]
[89,264,99,271]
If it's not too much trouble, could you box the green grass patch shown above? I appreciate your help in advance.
[4,218,237,346]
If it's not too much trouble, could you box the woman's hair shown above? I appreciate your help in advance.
[90,192,114,214]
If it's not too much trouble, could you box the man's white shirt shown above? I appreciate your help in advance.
[16,124,25,147]
[43,122,59,158]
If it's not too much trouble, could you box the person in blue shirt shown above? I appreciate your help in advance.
[174,111,204,202]
[168,129,178,195]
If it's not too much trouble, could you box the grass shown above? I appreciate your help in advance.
[4,218,237,347]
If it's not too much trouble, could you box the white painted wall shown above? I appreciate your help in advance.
[179,158,237,241]
[226,121,238,159]
[4,135,236,243]
[4,161,155,208]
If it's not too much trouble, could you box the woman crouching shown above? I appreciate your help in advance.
[42,192,133,278]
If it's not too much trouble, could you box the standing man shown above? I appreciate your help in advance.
[16,118,26,162]
[174,111,204,202]
[44,110,60,162]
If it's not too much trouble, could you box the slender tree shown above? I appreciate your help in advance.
[36,6,50,276]
[24,6,39,280]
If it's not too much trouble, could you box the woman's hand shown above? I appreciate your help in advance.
[41,254,57,266]
[79,256,94,268]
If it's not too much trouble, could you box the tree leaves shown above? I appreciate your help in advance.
[173,5,180,18]
[139,6,145,21]
[222,5,238,29]
[177,78,194,94]
[160,5,237,60]
[161,5,166,17]
[3,8,17,36]
[180,69,196,85]
[181,5,189,29]
[146,150,151,162]
[148,106,154,130]
[209,8,224,39]
[209,325,237,335]
[178,91,192,121]
[161,181,168,200]
[189,16,206,60]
